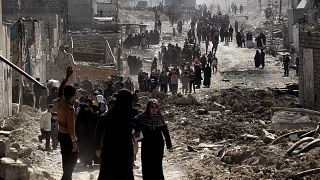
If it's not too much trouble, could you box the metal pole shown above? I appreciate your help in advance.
[279,0,282,21]
[0,55,45,89]
[259,0,262,14]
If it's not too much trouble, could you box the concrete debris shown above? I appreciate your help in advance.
[262,129,276,144]
[167,87,318,179]
[18,148,33,158]
[197,109,208,115]
[11,143,21,150]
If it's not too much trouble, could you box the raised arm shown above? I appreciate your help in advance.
[58,66,73,98]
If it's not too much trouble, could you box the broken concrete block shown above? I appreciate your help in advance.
[0,157,28,180]
[28,168,45,180]
[240,134,259,141]
[211,102,226,111]
[262,129,276,144]
[18,148,33,158]
[0,131,11,137]
[0,137,10,158]
[208,111,221,117]
[9,148,18,161]
[11,142,20,150]
[42,170,54,180]
[197,109,208,115]
[271,111,314,130]
[231,166,245,173]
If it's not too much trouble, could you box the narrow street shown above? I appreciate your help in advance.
[2,0,319,179]
[28,10,298,179]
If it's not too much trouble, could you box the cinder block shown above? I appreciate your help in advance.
[0,131,11,137]
[0,157,28,180]
[0,137,10,158]
[9,148,18,161]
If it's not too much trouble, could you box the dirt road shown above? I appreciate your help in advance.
[17,7,301,180]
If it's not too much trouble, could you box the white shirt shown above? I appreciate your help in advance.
[40,111,52,131]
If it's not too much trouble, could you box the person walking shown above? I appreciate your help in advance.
[229,26,234,42]
[135,99,172,180]
[170,72,178,95]
[51,112,59,150]
[95,89,140,180]
[188,69,196,93]
[240,4,244,14]
[76,100,98,167]
[254,50,261,68]
[38,104,55,150]
[56,66,78,180]
[203,64,212,88]
[205,39,210,54]
[159,71,168,93]
[235,20,239,33]
[181,71,189,95]
[212,55,218,74]
[194,63,202,89]
[260,49,265,68]
[284,56,290,77]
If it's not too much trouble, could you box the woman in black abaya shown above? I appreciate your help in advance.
[136,99,172,180]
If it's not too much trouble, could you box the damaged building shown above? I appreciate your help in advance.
[299,30,320,111]
[0,1,12,118]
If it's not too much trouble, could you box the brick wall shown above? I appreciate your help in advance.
[299,31,320,111]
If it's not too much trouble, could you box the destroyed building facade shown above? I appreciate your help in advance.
[299,31,320,111]
[0,0,12,119]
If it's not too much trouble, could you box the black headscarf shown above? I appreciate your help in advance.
[114,89,133,110]
[139,99,166,127]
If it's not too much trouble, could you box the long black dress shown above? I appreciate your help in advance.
[136,113,172,180]
[261,51,265,68]
[95,90,139,180]
[254,51,261,68]
[76,105,98,166]
[194,64,202,87]
[203,65,212,87]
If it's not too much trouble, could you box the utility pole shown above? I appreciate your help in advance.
[225,0,228,12]
[279,0,282,21]
[259,0,262,14]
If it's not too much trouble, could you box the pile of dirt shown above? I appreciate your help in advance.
[4,105,42,146]
[163,88,319,179]
[210,88,298,120]
[3,106,58,179]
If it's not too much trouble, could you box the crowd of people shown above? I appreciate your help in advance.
[230,3,244,15]
[123,30,160,49]
[38,67,173,180]
[127,55,143,75]
[23,3,301,180]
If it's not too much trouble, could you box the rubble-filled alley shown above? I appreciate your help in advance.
[0,0,320,180]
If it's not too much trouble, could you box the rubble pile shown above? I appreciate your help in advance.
[212,88,298,118]
[0,106,55,180]
[160,88,320,179]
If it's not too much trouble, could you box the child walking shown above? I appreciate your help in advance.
[51,112,59,150]
[38,104,54,150]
